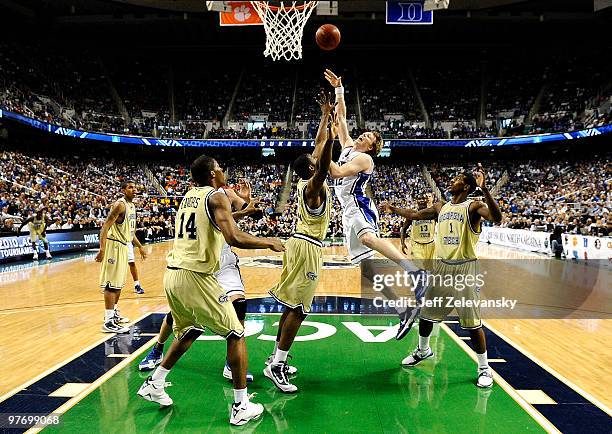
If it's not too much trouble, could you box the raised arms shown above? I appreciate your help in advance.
[208,192,284,252]
[324,69,354,149]
[470,166,503,224]
[312,91,335,161]
[306,114,337,208]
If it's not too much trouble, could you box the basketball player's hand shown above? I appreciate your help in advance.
[268,238,285,252]
[138,246,147,260]
[400,231,408,255]
[324,69,342,88]
[237,179,252,202]
[475,163,486,189]
[379,201,393,214]
[95,250,104,262]
[316,91,334,115]
[328,113,338,139]
[245,199,261,214]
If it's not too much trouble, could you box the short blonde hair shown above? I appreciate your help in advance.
[368,131,384,157]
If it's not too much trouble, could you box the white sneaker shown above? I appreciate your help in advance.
[265,354,298,375]
[45,251,52,259]
[401,347,434,366]
[477,368,494,388]
[137,376,173,407]
[101,320,129,333]
[223,363,254,383]
[32,252,39,261]
[263,362,298,393]
[230,399,264,426]
[114,309,130,324]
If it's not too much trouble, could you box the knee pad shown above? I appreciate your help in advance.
[165,311,174,327]
[232,298,247,322]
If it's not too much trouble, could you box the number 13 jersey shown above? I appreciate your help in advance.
[167,186,225,274]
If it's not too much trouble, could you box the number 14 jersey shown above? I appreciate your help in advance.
[167,186,225,274]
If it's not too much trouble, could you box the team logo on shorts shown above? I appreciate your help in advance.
[107,258,115,264]
[218,295,229,304]
[306,272,318,281]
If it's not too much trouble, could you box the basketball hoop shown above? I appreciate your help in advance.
[250,1,319,61]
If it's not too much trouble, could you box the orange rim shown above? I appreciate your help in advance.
[250,1,318,12]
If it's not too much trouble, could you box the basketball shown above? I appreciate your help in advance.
[316,24,341,51]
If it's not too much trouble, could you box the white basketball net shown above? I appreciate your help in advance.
[250,1,319,61]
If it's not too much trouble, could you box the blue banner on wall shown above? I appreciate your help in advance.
[1,108,610,149]
[386,1,434,25]
[0,229,100,263]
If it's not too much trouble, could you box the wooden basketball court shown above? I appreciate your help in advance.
[1,240,610,432]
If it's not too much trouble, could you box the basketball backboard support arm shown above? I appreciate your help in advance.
[424,0,450,11]
[206,1,232,13]
[316,1,338,15]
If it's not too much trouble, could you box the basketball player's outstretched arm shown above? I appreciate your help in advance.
[95,200,125,262]
[329,153,372,179]
[312,91,334,161]
[324,69,354,149]
[209,192,284,252]
[400,219,412,254]
[471,166,503,224]
[17,216,34,233]
[226,187,260,221]
[307,117,337,208]
[380,201,443,221]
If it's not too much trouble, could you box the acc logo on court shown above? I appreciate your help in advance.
[306,272,318,281]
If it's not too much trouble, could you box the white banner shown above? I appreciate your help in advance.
[479,227,552,254]
[562,234,612,260]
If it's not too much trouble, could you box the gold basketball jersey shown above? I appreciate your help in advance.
[167,187,225,274]
[30,216,46,233]
[295,179,332,241]
[108,198,136,244]
[434,200,480,260]
[410,219,435,244]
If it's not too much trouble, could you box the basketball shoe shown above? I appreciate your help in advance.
[230,398,264,426]
[223,362,254,383]
[137,376,173,407]
[102,320,129,334]
[139,347,163,371]
[114,308,130,324]
[134,284,145,294]
[263,362,298,393]
[265,354,297,375]
[401,347,434,366]
[476,367,494,388]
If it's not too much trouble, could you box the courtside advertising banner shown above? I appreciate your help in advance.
[0,229,100,263]
[479,227,552,254]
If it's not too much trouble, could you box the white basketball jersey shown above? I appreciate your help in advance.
[334,147,374,208]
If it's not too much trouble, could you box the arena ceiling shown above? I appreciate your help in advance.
[0,0,604,17]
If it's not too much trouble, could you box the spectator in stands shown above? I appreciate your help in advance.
[1,218,17,235]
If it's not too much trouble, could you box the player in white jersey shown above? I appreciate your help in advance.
[325,69,426,336]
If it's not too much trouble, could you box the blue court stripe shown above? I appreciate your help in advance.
[446,323,611,433]
[0,314,165,433]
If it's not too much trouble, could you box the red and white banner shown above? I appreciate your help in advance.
[219,1,263,26]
